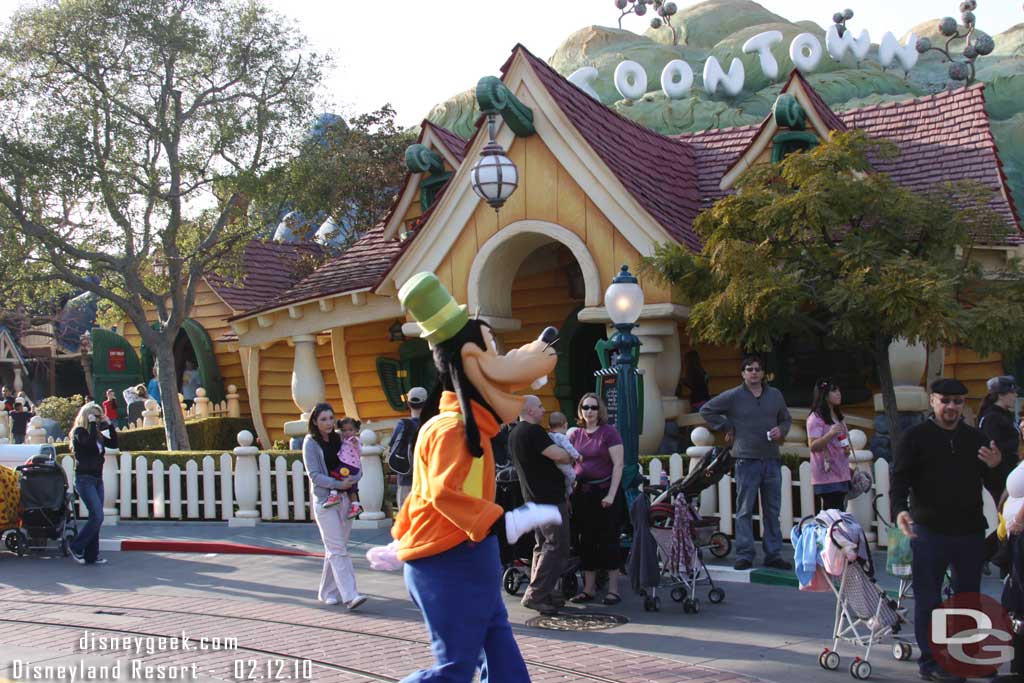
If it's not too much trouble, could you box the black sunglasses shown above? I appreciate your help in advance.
[937,396,965,405]
[581,404,599,410]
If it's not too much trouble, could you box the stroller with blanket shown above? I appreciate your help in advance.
[629,446,733,612]
[3,452,78,557]
[793,510,913,681]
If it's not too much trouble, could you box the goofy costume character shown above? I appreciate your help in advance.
[386,272,562,682]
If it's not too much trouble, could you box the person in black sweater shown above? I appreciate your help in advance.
[979,376,1020,498]
[9,400,33,444]
[892,378,1004,683]
[68,402,116,565]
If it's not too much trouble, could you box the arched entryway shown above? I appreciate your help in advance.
[141,320,225,404]
[467,221,605,416]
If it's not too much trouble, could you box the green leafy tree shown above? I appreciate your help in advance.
[641,131,1024,447]
[252,105,415,249]
[0,0,326,450]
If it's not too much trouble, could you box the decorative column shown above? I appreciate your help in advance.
[283,335,326,447]
[25,416,46,444]
[12,366,23,395]
[871,338,929,461]
[686,427,718,516]
[226,384,241,418]
[351,428,391,529]
[0,410,9,444]
[194,388,211,419]
[102,446,120,526]
[847,429,877,547]
[142,399,162,428]
[631,318,683,454]
[230,430,259,527]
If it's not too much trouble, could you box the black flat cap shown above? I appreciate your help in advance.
[930,378,968,395]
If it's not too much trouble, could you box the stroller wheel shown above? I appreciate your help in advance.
[821,650,840,671]
[708,587,725,604]
[670,587,686,602]
[683,598,701,614]
[502,567,521,596]
[708,532,731,558]
[892,643,912,661]
[10,530,28,557]
[850,659,871,680]
[643,596,660,612]
[61,530,75,557]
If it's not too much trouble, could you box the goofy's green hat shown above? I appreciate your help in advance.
[398,272,469,347]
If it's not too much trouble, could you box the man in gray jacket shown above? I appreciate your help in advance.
[700,355,792,571]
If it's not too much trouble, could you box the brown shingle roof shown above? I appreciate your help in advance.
[790,70,847,133]
[423,121,469,163]
[204,240,325,312]
[230,225,412,319]
[677,124,760,209]
[839,83,1021,238]
[511,45,704,251]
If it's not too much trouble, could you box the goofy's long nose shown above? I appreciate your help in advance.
[539,326,558,345]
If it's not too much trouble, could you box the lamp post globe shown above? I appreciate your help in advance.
[470,113,519,211]
[604,264,644,507]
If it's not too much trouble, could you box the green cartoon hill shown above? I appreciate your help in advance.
[426,0,1024,209]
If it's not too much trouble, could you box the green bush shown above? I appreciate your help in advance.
[115,416,257,452]
[35,394,87,438]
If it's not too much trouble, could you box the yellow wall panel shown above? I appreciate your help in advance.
[524,134,558,224]
[449,223,478,305]
[475,204,498,247]
[556,164,587,241]
[497,137,526,226]
[586,198,616,286]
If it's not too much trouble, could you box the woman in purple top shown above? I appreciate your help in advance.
[806,378,852,512]
[568,392,625,605]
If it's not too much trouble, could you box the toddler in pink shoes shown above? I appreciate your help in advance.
[324,417,363,519]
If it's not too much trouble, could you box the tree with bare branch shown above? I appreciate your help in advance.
[0,0,326,449]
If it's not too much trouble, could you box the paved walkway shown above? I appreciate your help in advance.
[0,522,1009,682]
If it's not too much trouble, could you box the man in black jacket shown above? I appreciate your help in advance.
[979,375,1020,497]
[893,378,1004,683]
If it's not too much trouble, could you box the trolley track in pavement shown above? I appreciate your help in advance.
[0,597,679,683]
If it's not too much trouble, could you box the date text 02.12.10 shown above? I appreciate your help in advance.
[233,658,313,680]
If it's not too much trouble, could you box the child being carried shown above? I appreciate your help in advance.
[548,412,582,497]
[324,417,363,520]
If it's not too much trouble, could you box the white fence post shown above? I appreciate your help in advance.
[219,453,234,522]
[275,456,289,520]
[194,388,211,419]
[169,464,183,519]
[290,460,306,521]
[799,461,814,523]
[669,453,684,483]
[780,463,794,540]
[356,429,387,525]
[226,384,241,418]
[874,459,891,548]
[102,448,120,526]
[135,455,149,519]
[848,430,876,547]
[151,460,166,519]
[185,460,200,519]
[231,431,259,527]
[258,453,273,520]
[648,458,663,486]
[202,456,217,519]
[119,452,132,519]
[717,474,733,536]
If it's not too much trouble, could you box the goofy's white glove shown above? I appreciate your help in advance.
[504,502,562,544]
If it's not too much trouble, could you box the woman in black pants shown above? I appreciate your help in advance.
[68,402,115,565]
[568,393,625,605]
[806,379,852,512]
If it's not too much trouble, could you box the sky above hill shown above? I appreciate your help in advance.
[0,0,1019,126]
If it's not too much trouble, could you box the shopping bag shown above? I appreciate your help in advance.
[886,522,913,577]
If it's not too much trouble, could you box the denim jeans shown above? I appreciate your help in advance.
[910,524,985,669]
[401,535,530,682]
[734,458,783,562]
[71,474,104,563]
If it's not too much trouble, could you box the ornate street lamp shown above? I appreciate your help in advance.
[470,112,518,212]
[605,264,644,506]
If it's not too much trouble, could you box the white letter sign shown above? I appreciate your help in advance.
[703,56,745,97]
[743,30,784,81]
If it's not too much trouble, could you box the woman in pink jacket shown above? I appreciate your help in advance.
[806,378,852,512]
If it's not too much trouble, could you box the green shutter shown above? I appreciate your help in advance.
[376,357,407,411]
[399,339,436,395]
[90,327,145,413]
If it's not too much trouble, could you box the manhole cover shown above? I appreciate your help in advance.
[524,611,628,631]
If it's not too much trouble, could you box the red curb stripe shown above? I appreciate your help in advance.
[119,539,323,557]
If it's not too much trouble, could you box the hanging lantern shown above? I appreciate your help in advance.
[470,113,518,211]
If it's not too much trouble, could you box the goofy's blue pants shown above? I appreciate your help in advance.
[400,535,530,682]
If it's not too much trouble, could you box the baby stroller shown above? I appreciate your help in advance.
[497,464,581,599]
[637,447,734,612]
[797,512,913,680]
[4,454,78,557]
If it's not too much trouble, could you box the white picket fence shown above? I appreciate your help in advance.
[49,428,929,551]
[58,450,315,523]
